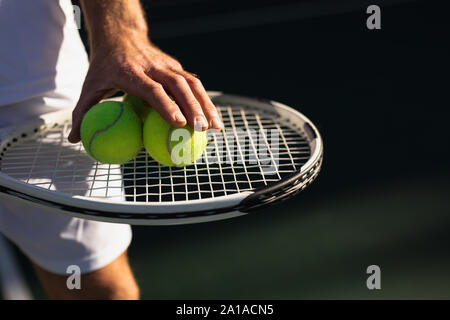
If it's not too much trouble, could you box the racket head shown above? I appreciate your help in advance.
[0,92,322,225]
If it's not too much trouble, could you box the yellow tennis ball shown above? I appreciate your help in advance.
[122,93,151,122]
[81,101,143,164]
[143,109,208,167]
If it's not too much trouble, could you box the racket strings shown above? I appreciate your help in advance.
[0,104,311,202]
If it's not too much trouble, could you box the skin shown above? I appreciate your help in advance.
[68,0,222,144]
[33,251,139,300]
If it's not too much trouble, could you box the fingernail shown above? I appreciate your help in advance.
[174,112,186,124]
[194,116,208,131]
[211,117,223,129]
[67,131,78,143]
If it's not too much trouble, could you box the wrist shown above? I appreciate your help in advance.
[89,28,151,60]
[91,27,148,48]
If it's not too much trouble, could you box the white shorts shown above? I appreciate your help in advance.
[0,92,132,275]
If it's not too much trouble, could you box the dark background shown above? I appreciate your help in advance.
[18,0,450,299]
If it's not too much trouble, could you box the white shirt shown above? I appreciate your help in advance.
[0,0,89,107]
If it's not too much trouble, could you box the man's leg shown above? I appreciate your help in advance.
[33,250,139,300]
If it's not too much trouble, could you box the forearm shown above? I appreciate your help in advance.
[80,0,149,54]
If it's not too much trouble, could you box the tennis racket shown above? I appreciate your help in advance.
[0,92,323,225]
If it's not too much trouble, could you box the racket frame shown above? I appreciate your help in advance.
[0,92,323,225]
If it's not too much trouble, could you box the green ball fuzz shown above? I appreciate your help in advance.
[143,109,208,167]
[122,93,151,122]
[81,101,143,164]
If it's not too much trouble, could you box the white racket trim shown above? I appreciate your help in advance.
[0,92,323,225]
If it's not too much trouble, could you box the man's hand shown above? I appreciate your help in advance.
[68,0,222,144]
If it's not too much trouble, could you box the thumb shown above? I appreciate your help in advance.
[68,93,102,144]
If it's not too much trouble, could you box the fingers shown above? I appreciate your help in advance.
[119,70,187,128]
[179,71,223,130]
[149,68,208,131]
[68,87,114,143]
[122,67,222,133]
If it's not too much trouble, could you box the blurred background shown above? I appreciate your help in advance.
[3,0,450,299]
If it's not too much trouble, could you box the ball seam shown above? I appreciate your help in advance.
[88,104,125,157]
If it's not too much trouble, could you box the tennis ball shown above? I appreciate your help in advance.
[123,93,151,122]
[143,109,208,167]
[81,101,143,164]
